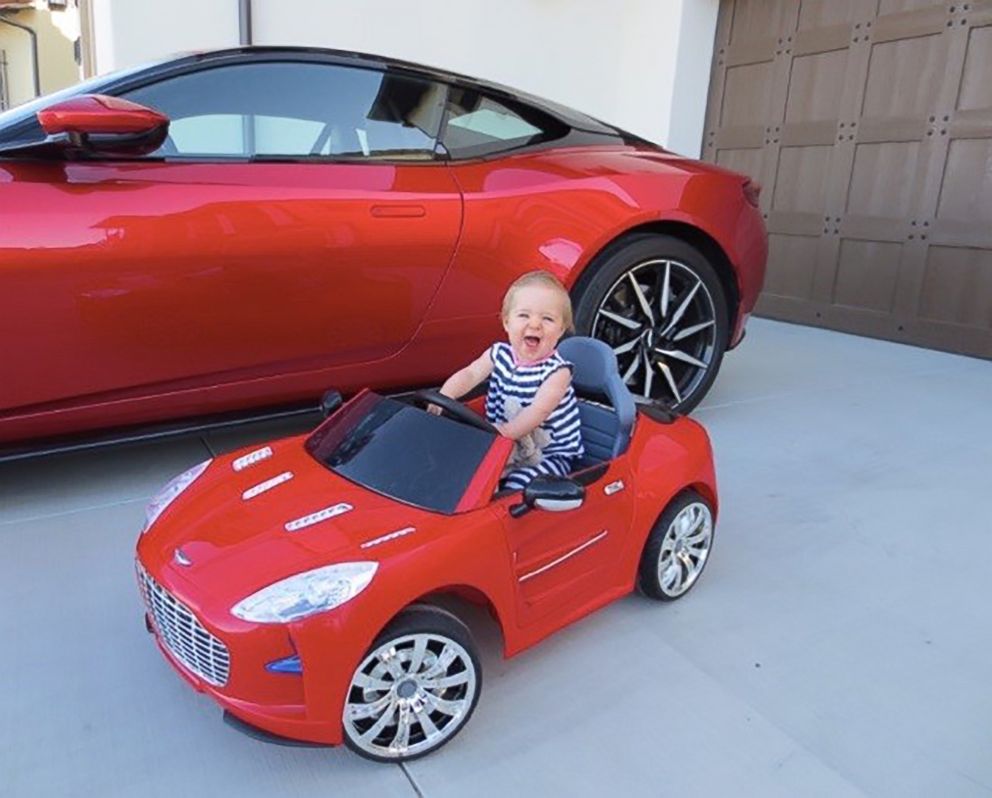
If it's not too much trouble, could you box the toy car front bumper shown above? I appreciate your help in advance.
[142,608,343,743]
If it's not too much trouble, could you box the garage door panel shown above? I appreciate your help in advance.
[767,211,826,237]
[856,118,930,143]
[726,37,778,67]
[958,26,992,110]
[729,0,796,41]
[780,120,838,146]
[937,139,992,225]
[918,247,992,329]
[722,62,775,126]
[764,234,819,300]
[950,109,992,138]
[773,146,833,213]
[794,24,856,56]
[713,126,765,149]
[879,0,942,14]
[846,142,921,218]
[862,35,948,119]
[798,0,861,31]
[707,0,992,358]
[873,4,948,40]
[833,240,903,312]
[786,50,848,122]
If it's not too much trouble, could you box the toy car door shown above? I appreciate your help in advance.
[493,459,634,627]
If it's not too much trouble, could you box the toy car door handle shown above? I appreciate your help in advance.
[370,204,426,218]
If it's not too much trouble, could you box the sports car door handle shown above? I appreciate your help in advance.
[370,204,426,218]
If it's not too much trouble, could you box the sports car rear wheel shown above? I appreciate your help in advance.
[638,490,714,600]
[574,234,730,413]
[342,605,481,762]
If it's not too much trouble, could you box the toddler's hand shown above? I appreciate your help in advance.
[427,404,443,416]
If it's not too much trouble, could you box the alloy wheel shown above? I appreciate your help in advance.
[343,632,478,760]
[591,258,719,407]
[657,501,713,598]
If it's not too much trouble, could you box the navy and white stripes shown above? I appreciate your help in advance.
[486,342,584,490]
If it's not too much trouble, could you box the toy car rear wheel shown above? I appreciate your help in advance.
[342,605,482,762]
[573,234,730,413]
[638,490,714,600]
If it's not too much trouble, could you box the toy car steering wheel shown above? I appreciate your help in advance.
[412,389,499,434]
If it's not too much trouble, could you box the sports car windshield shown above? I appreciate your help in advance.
[305,392,495,514]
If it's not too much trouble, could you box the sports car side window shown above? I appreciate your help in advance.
[440,88,568,159]
[122,62,447,161]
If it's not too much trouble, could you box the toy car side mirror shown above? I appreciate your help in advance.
[320,390,343,418]
[510,475,585,518]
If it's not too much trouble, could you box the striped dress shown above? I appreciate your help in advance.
[486,342,584,490]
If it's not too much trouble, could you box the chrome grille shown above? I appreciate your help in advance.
[137,562,230,687]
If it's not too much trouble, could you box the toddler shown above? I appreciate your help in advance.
[437,270,584,490]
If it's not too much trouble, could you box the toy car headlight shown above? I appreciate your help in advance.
[142,459,211,532]
[231,562,378,623]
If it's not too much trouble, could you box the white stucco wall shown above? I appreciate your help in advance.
[90,0,239,76]
[88,0,717,156]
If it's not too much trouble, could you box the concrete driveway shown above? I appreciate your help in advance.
[2,318,989,798]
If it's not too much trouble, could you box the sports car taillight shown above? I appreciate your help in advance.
[742,179,761,208]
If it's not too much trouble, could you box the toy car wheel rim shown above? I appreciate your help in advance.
[592,258,718,407]
[344,633,478,759]
[657,501,713,597]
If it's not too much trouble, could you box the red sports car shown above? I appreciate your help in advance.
[135,337,718,760]
[0,47,766,448]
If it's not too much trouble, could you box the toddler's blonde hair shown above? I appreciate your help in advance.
[501,270,574,332]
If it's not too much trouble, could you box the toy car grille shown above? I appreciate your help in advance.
[137,563,230,687]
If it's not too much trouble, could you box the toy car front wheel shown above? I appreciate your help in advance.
[342,605,482,762]
[638,490,715,600]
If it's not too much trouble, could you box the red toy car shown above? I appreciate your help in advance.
[0,47,765,448]
[135,338,717,761]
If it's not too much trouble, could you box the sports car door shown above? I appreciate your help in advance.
[0,59,461,413]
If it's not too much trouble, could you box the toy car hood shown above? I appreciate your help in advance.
[137,436,439,597]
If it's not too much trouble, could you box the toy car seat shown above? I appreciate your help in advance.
[558,336,636,464]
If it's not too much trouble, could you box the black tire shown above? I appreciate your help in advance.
[637,490,715,601]
[573,234,730,413]
[342,605,482,762]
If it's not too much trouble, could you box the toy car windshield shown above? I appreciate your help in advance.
[305,391,495,514]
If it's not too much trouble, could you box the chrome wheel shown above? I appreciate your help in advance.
[657,501,713,598]
[343,631,478,761]
[591,258,720,407]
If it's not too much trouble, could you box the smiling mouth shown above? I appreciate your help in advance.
[524,335,541,347]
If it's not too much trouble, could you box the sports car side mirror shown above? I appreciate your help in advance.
[510,475,585,518]
[320,390,343,418]
[0,94,171,159]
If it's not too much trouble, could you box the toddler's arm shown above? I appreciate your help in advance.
[497,368,571,440]
[438,350,494,401]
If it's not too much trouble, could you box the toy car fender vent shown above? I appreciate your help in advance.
[360,526,415,549]
[242,471,294,501]
[284,503,353,531]
[233,446,273,471]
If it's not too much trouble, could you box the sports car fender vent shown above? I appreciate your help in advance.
[284,503,353,531]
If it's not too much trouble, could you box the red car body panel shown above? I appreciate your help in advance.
[135,407,716,745]
[0,49,767,446]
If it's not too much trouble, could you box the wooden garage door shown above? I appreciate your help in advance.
[703,0,992,358]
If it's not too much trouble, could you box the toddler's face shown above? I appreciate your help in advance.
[503,284,567,363]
